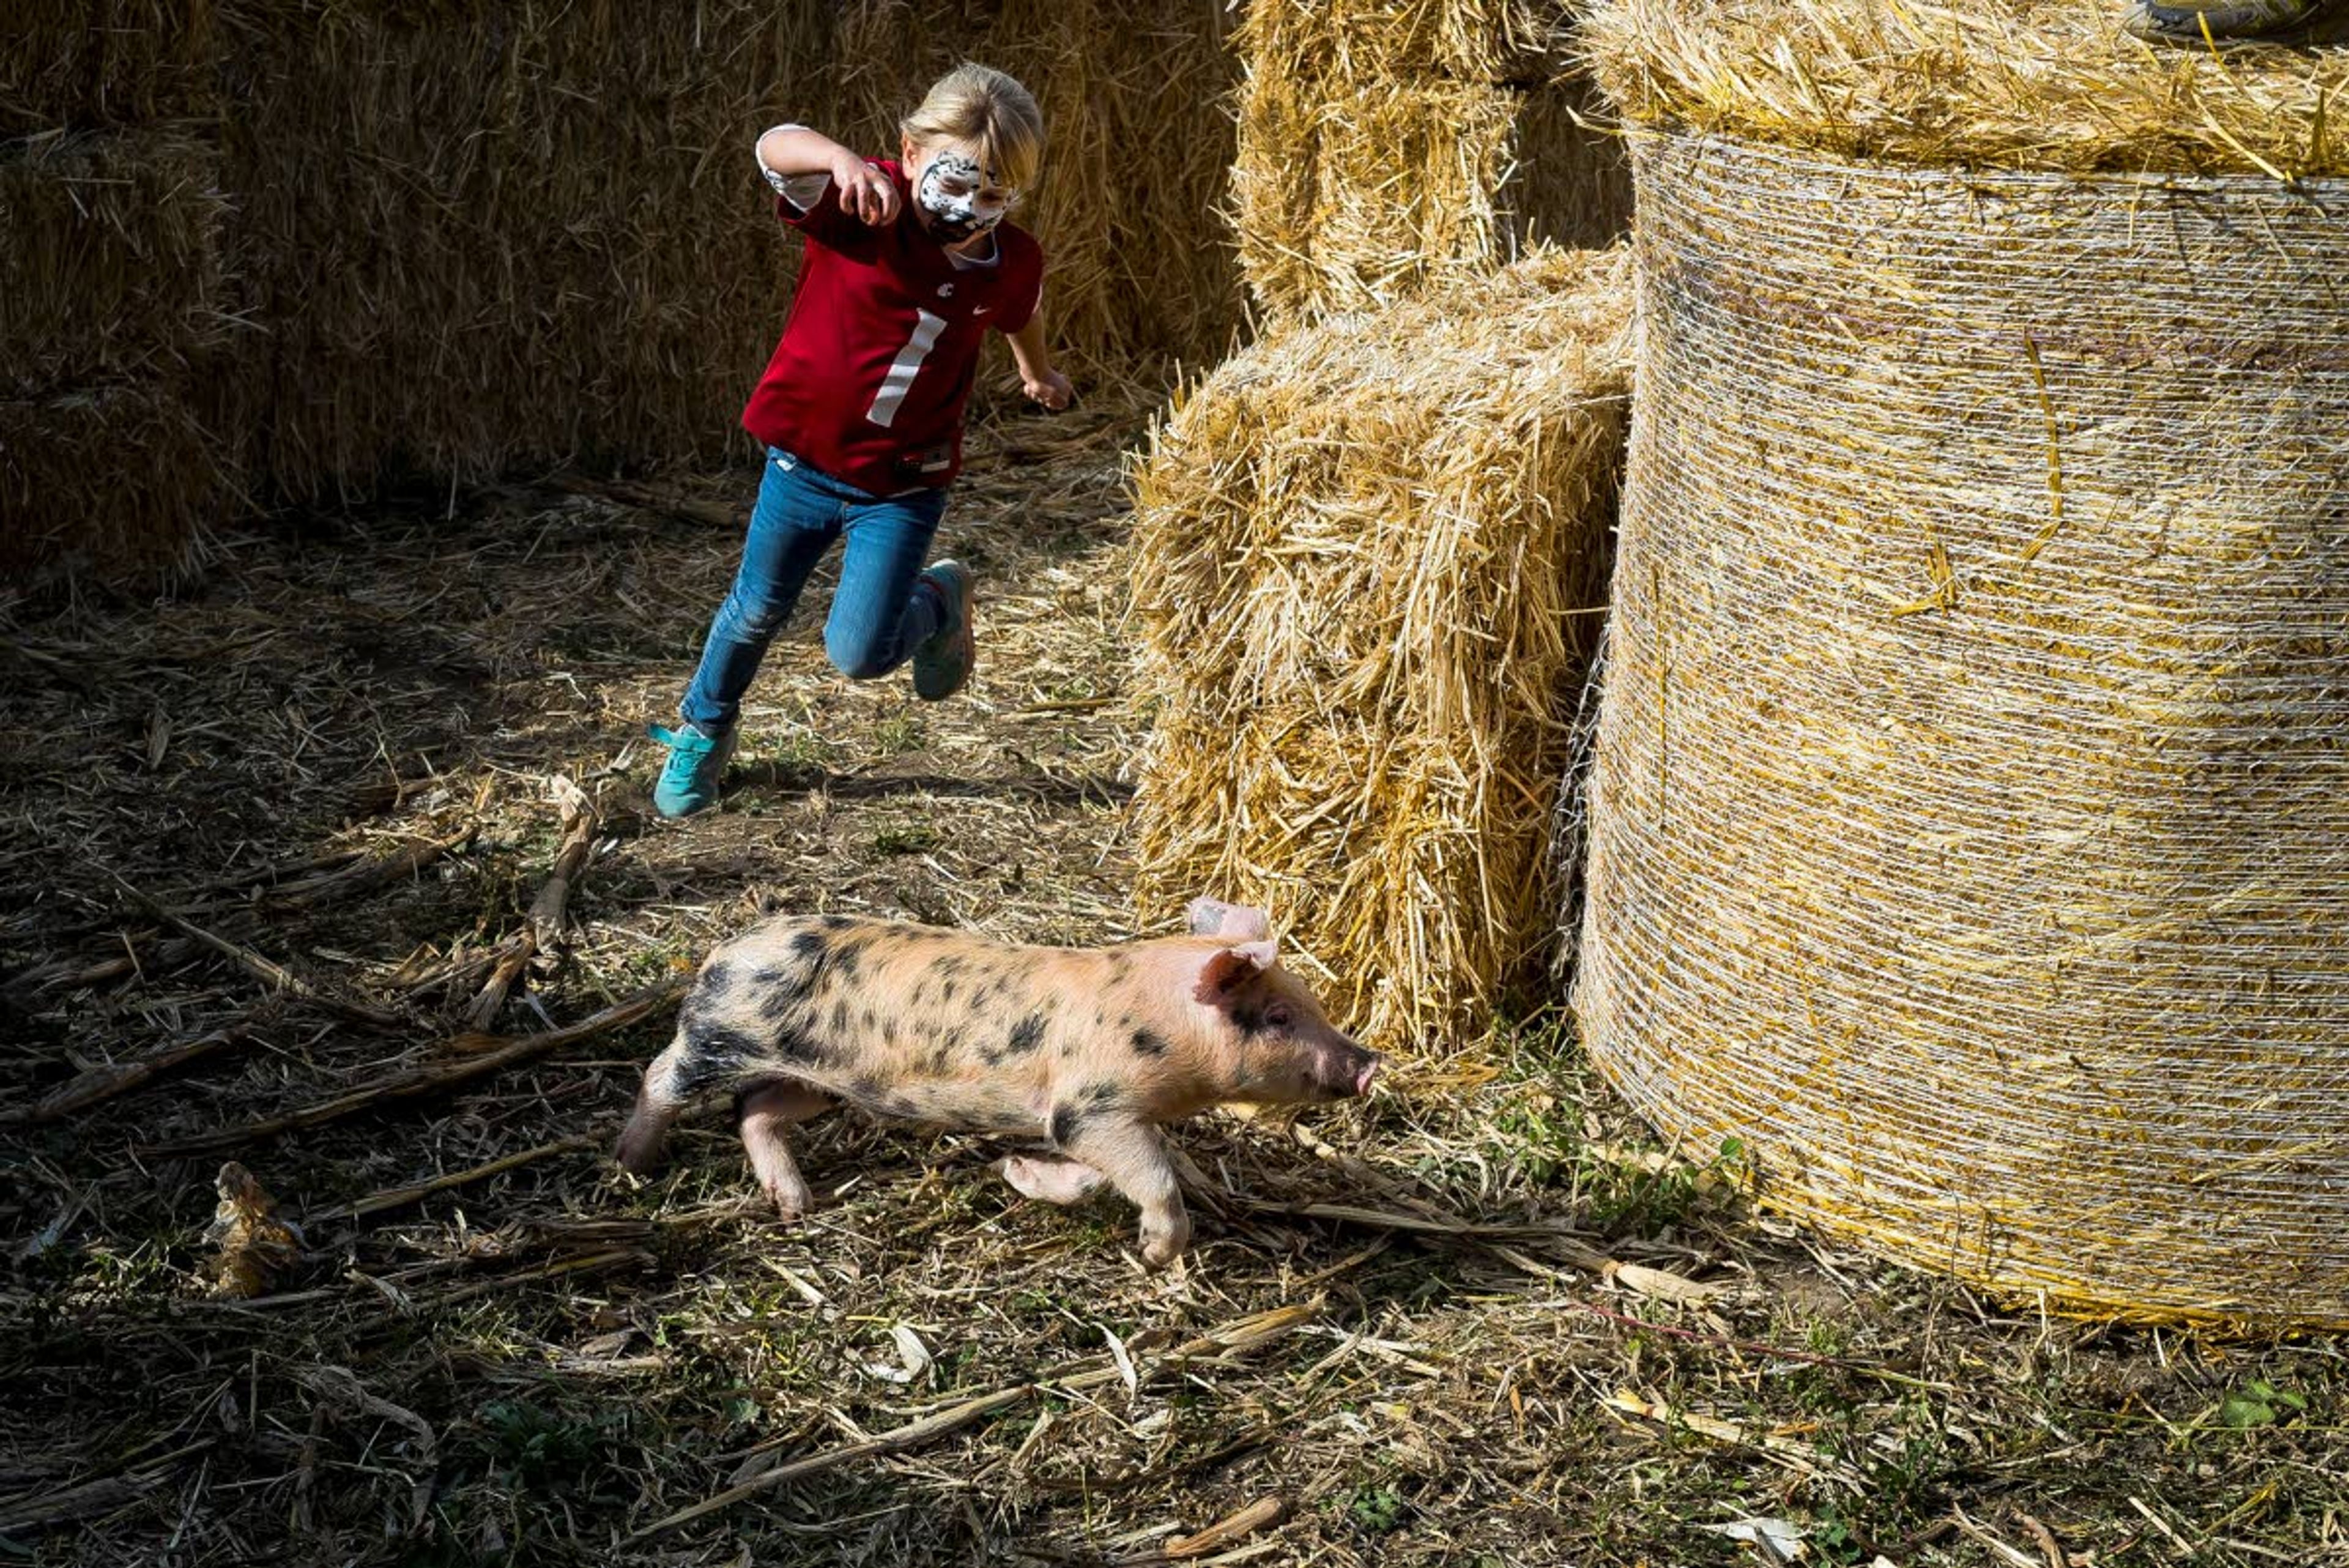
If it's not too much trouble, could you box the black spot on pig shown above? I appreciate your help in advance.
[760,971,817,1016]
[937,954,966,979]
[1083,1082,1123,1110]
[1130,1028,1168,1057]
[831,999,850,1035]
[676,1021,765,1095]
[792,929,828,962]
[699,961,735,997]
[1108,954,1131,983]
[921,1043,953,1076]
[821,915,853,932]
[941,979,958,1004]
[1006,1013,1047,1056]
[829,940,866,982]
[1050,1105,1082,1147]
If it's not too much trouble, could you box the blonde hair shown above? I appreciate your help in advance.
[900,63,1044,192]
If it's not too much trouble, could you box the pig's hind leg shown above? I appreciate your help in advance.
[617,1034,693,1174]
[998,1154,1108,1205]
[739,1080,835,1219]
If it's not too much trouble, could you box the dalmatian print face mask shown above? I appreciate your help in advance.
[913,148,1011,245]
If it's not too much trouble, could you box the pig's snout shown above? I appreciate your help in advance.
[1318,1039,1381,1099]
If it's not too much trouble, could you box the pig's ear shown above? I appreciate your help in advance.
[1195,938,1278,1002]
[1186,897,1272,942]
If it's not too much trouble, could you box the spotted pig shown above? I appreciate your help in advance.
[615,897,1378,1266]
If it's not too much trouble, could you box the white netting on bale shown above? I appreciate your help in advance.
[1572,127,2349,1329]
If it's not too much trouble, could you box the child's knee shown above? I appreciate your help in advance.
[824,626,897,680]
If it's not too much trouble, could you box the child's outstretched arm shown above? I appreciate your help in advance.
[755,125,898,226]
[1007,314,1074,411]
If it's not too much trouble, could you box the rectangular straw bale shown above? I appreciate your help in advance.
[1230,1,1628,322]
[827,0,1243,388]
[1238,0,1575,86]
[1128,245,1634,1054]
[215,0,823,498]
[0,0,221,134]
[0,128,231,392]
[1,384,232,584]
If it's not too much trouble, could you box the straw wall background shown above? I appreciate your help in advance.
[1572,126,2349,1329]
[0,0,223,135]
[4,0,1241,583]
[211,0,824,500]
[1230,0,1630,322]
[0,127,239,581]
[0,130,229,390]
[1132,245,1635,1055]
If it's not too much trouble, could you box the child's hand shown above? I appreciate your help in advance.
[830,152,899,226]
[1023,368,1075,411]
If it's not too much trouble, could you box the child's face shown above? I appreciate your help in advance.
[902,137,1016,247]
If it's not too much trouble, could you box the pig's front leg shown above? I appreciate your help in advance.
[1054,1115,1190,1268]
[739,1081,834,1219]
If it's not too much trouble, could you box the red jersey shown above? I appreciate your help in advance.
[741,160,1045,496]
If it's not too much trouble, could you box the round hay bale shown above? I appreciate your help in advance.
[1571,103,2349,1323]
[1584,0,2349,179]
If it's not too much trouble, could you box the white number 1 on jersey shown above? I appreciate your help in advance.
[867,309,948,429]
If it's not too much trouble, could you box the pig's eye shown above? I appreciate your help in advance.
[1265,1005,1293,1031]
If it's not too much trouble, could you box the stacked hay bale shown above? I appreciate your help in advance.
[1230,0,1631,322]
[0,129,237,581]
[1573,0,2349,1328]
[1131,247,1634,1053]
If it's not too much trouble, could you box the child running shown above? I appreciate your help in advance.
[650,63,1074,818]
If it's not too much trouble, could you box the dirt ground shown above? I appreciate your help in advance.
[4,402,2347,1568]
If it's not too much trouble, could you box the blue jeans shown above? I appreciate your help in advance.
[680,447,949,730]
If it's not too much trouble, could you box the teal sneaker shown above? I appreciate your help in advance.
[910,561,975,702]
[648,721,735,818]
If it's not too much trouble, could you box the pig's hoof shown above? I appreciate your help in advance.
[1138,1221,1192,1269]
[763,1178,812,1221]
